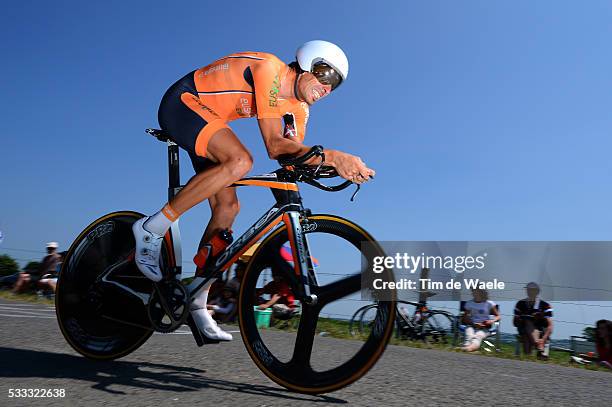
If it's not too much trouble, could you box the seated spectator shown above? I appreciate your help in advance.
[595,319,612,369]
[226,260,246,292]
[257,272,296,320]
[13,242,61,294]
[461,288,500,352]
[207,286,237,322]
[513,282,553,359]
[254,244,315,320]
[37,251,65,295]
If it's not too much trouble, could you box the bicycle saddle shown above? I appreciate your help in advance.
[145,128,171,142]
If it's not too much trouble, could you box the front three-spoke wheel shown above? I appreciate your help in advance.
[238,214,395,394]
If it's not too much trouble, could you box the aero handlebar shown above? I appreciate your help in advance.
[277,145,361,201]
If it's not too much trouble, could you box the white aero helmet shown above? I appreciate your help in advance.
[296,40,348,91]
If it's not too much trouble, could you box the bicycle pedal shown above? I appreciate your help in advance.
[186,315,220,347]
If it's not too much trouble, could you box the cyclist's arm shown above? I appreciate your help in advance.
[257,118,358,171]
[252,60,336,166]
[258,118,311,159]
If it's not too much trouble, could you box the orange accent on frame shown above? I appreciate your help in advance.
[164,231,175,268]
[219,215,283,271]
[233,179,298,191]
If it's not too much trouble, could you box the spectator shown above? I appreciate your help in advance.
[257,272,296,320]
[595,319,612,369]
[513,282,553,359]
[37,251,65,295]
[207,286,237,322]
[13,242,61,294]
[461,288,500,352]
[226,260,247,292]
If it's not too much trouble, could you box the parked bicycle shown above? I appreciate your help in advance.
[55,128,396,394]
[350,300,457,345]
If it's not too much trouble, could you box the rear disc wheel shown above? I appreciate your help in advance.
[56,211,168,360]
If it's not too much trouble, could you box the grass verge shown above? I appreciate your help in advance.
[0,290,54,305]
[266,315,610,373]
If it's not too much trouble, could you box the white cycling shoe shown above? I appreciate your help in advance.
[132,217,164,282]
[191,308,233,341]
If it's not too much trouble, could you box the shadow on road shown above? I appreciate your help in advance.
[0,347,346,403]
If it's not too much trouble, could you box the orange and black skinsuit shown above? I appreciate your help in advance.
[158,52,310,171]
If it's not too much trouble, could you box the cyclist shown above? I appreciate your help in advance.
[133,40,375,341]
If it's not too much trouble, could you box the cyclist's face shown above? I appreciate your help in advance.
[298,72,332,105]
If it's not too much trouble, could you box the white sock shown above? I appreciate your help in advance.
[191,289,210,310]
[144,205,176,236]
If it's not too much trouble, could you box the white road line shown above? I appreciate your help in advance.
[497,373,529,380]
[0,308,56,317]
[0,302,47,306]
[0,306,55,312]
[0,313,56,319]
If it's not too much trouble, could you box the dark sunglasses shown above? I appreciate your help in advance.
[311,62,343,91]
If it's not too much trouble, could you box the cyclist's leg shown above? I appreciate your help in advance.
[192,183,239,306]
[170,127,252,215]
[187,187,242,341]
[175,132,250,342]
[198,187,240,247]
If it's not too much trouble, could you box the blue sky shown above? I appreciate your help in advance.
[1,1,611,337]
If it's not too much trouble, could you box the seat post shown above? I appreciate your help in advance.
[168,141,180,201]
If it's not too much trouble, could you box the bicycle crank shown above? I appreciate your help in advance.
[147,279,190,333]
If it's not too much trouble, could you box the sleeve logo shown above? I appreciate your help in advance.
[268,74,280,107]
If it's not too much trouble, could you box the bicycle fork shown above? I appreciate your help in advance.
[282,211,318,305]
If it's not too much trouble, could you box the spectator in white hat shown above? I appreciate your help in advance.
[13,242,61,294]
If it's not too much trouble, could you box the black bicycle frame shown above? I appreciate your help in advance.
[161,139,318,303]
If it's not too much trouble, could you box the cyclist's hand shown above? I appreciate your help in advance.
[330,151,375,184]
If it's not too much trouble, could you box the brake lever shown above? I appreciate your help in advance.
[350,184,361,202]
[348,172,373,201]
[313,152,326,177]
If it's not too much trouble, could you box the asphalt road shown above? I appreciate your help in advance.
[0,298,610,406]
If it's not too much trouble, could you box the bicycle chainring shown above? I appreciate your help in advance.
[147,280,190,333]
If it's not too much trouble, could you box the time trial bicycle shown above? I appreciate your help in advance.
[55,128,396,394]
